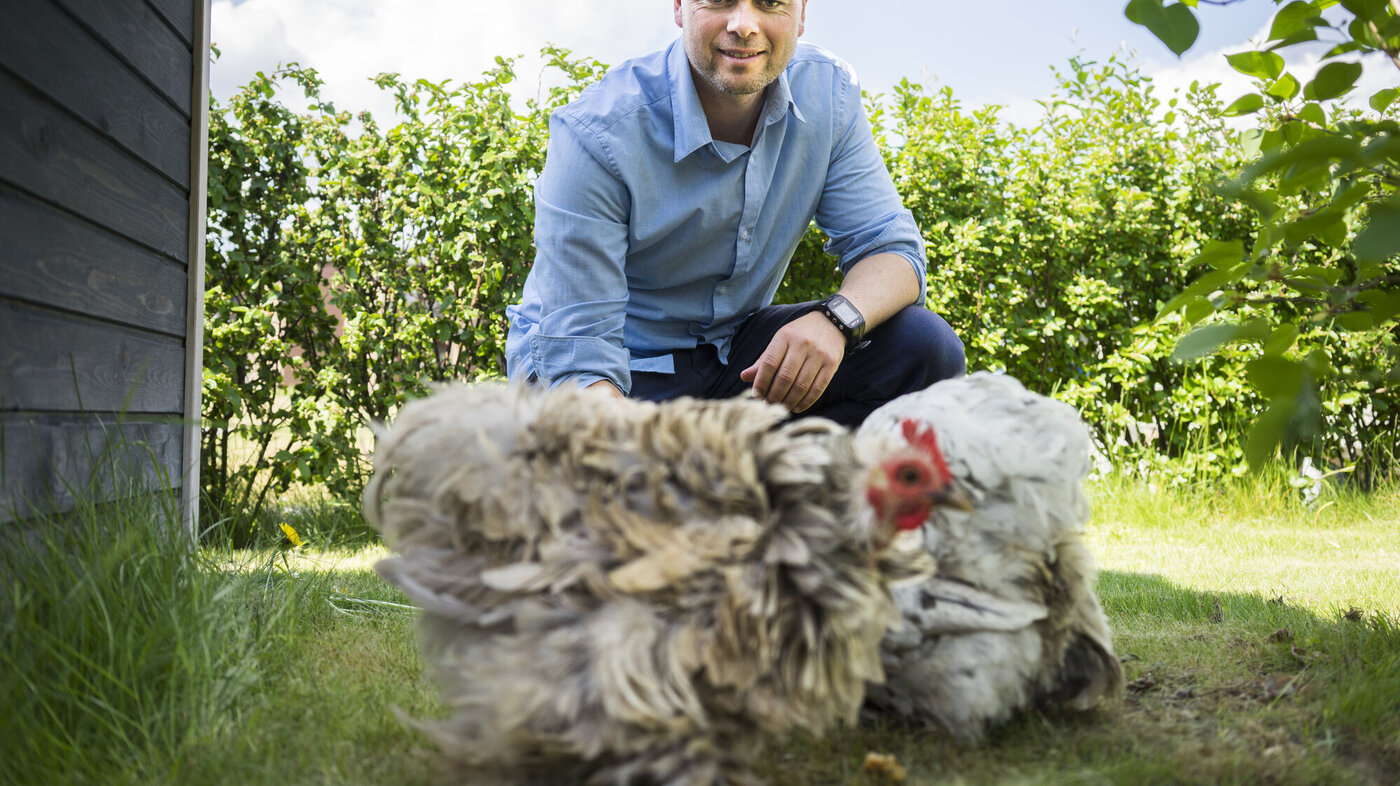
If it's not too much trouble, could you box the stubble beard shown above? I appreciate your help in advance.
[700,55,776,96]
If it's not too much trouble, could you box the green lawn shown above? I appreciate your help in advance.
[3,476,1397,785]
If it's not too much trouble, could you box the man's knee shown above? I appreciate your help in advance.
[873,305,965,386]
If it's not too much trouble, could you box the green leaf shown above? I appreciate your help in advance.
[1266,73,1301,100]
[1189,239,1246,270]
[1336,311,1375,331]
[1126,0,1201,55]
[1350,16,1387,48]
[1269,1,1328,41]
[1358,290,1400,323]
[1323,41,1368,59]
[1173,324,1241,361]
[1371,87,1400,112]
[1339,0,1388,17]
[1303,61,1364,100]
[1283,208,1347,246]
[1267,29,1320,50]
[1223,93,1265,116]
[1172,319,1271,361]
[1247,136,1361,186]
[1158,264,1250,317]
[1184,297,1217,325]
[1227,50,1285,80]
[1264,324,1300,356]
[1241,128,1266,157]
[1332,180,1373,213]
[1246,356,1306,398]
[1245,400,1295,469]
[1354,197,1400,262]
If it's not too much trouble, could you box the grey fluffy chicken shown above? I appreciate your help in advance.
[859,372,1124,739]
[363,383,967,785]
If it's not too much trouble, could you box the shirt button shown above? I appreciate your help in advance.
[740,230,751,241]
[716,285,728,295]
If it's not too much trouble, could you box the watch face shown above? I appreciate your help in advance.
[830,298,861,325]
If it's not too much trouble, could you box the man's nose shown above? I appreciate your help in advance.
[726,1,760,37]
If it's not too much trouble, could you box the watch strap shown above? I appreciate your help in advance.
[815,294,866,349]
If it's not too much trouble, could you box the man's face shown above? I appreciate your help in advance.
[674,0,807,99]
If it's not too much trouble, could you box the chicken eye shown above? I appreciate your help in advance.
[895,463,927,486]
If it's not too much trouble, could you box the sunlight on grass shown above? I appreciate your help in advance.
[5,473,1397,784]
[1089,475,1400,614]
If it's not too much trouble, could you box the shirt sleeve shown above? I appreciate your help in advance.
[814,70,927,291]
[526,111,635,394]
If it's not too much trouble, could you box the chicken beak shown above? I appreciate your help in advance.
[930,482,973,512]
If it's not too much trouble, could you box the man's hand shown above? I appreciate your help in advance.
[740,311,846,412]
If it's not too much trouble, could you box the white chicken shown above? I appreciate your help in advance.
[859,372,1124,739]
[363,383,969,785]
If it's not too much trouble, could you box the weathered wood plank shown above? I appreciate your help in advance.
[0,300,185,415]
[50,0,193,116]
[182,0,213,535]
[0,187,187,336]
[0,413,183,524]
[0,70,189,262]
[0,0,190,185]
[144,0,194,47]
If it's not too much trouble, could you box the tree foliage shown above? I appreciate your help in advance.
[205,36,1399,530]
[1127,0,1400,479]
[202,50,606,537]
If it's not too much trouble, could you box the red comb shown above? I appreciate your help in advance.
[901,419,951,477]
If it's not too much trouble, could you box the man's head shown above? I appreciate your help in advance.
[674,0,807,101]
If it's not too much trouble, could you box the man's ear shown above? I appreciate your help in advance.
[798,0,807,36]
[674,0,685,29]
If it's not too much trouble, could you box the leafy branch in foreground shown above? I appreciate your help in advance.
[1128,0,1400,478]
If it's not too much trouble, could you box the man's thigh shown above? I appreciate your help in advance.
[706,302,815,399]
[716,302,965,425]
[629,345,726,402]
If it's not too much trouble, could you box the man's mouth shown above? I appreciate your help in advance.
[720,48,764,60]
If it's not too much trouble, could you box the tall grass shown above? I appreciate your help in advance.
[0,488,313,784]
[203,486,379,550]
[2,462,1395,784]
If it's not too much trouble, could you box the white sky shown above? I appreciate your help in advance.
[210,1,1391,127]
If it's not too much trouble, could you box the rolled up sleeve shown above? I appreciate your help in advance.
[815,74,926,290]
[524,113,635,393]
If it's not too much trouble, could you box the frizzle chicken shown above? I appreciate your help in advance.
[363,383,967,785]
[858,372,1124,739]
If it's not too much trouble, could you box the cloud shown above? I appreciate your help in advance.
[211,1,1393,129]
[211,0,679,119]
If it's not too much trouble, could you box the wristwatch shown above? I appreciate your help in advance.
[814,294,867,349]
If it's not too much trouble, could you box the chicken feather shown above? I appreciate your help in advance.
[859,372,1124,739]
[365,383,940,784]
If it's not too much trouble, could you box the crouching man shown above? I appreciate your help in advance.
[506,0,964,425]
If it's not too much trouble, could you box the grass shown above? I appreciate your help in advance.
[756,473,1400,785]
[3,473,1397,785]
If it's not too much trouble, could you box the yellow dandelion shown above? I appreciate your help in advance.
[279,522,304,548]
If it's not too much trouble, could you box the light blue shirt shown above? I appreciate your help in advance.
[505,38,926,394]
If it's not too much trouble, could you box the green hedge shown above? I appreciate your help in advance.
[202,48,1394,536]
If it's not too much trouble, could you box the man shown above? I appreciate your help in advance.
[505,0,964,425]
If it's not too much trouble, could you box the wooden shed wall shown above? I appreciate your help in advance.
[0,0,210,528]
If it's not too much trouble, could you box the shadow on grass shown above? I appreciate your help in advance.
[756,570,1400,786]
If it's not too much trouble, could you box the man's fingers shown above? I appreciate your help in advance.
[746,349,783,399]
[748,314,846,409]
[793,364,835,413]
[764,356,805,406]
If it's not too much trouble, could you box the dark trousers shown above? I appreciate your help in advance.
[630,303,965,426]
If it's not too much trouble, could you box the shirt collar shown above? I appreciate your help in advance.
[668,38,805,164]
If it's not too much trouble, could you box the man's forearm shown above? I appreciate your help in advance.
[586,379,625,398]
[837,252,924,330]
